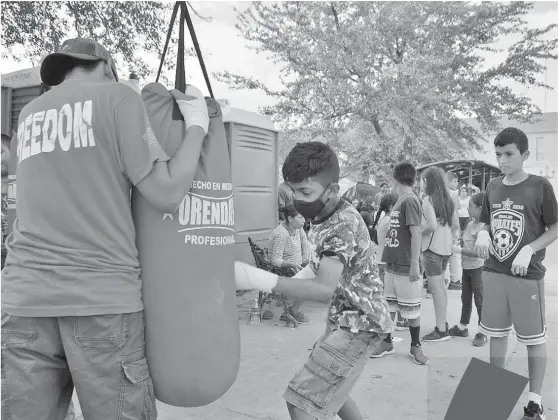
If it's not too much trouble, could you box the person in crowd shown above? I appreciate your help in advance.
[457,187,471,231]
[420,167,460,343]
[278,180,294,221]
[448,192,488,347]
[371,162,428,365]
[374,182,389,211]
[269,205,310,325]
[370,193,410,332]
[359,197,375,228]
[475,127,557,420]
[445,171,463,290]
[1,37,209,419]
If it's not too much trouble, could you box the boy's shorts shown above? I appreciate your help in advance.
[479,271,547,346]
[383,264,423,319]
[283,322,383,420]
[423,250,450,277]
[1,310,157,420]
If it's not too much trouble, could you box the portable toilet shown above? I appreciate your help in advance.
[221,104,280,264]
[1,67,43,138]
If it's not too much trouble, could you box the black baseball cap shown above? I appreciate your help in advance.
[40,38,118,86]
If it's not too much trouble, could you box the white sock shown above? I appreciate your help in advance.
[460,323,468,329]
[528,392,541,406]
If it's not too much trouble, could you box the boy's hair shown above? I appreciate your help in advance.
[494,127,528,154]
[446,171,458,182]
[470,192,486,208]
[423,167,455,227]
[392,162,416,187]
[282,142,339,185]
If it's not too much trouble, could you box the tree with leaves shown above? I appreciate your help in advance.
[1,1,210,85]
[219,2,558,181]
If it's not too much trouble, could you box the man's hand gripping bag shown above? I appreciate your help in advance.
[131,82,240,407]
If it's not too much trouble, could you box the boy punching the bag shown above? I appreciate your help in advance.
[1,38,209,420]
[236,142,394,420]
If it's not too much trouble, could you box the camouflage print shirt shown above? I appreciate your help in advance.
[307,199,394,334]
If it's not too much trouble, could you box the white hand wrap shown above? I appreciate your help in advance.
[174,85,209,135]
[512,245,534,270]
[293,264,315,279]
[234,262,278,293]
[475,230,491,249]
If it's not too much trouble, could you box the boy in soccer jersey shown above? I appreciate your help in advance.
[475,127,557,420]
[237,141,393,419]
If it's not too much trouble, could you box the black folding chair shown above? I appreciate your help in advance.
[247,237,298,327]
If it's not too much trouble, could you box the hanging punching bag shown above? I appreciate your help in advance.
[131,2,239,407]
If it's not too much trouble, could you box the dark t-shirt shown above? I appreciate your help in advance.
[382,193,422,274]
[480,175,557,280]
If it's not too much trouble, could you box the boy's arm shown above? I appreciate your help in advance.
[409,225,422,281]
[527,223,558,254]
[272,255,343,303]
[512,180,558,276]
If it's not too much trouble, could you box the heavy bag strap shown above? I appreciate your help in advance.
[156,2,215,98]
[184,5,214,99]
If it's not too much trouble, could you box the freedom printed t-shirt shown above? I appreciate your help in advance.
[382,193,422,274]
[2,80,169,317]
[480,175,557,280]
[307,200,393,334]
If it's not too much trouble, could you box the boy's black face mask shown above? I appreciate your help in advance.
[293,184,331,220]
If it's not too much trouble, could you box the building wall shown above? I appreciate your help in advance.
[468,112,557,190]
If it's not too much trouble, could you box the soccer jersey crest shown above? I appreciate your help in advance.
[491,198,524,262]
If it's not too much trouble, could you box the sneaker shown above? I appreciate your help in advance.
[395,318,409,331]
[473,332,487,347]
[422,326,450,342]
[291,310,310,325]
[449,325,469,337]
[409,344,428,365]
[448,281,462,290]
[522,401,546,420]
[370,340,395,358]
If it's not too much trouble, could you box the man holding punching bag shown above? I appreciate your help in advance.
[236,142,394,420]
[1,37,209,420]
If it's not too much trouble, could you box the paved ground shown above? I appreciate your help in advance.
[72,250,558,420]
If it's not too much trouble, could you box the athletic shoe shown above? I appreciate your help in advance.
[422,326,450,342]
[409,344,428,365]
[448,281,462,290]
[448,325,469,337]
[370,340,395,358]
[522,401,546,420]
[395,318,409,331]
[473,332,488,347]
[291,310,310,325]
